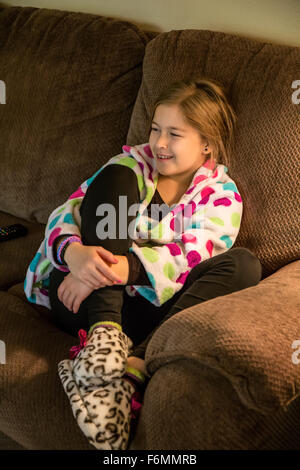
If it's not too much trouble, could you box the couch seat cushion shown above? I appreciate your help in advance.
[0,290,94,449]
[0,211,45,290]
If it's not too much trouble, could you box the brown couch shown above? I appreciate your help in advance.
[0,5,299,450]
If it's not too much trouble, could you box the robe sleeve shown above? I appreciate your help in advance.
[44,168,104,270]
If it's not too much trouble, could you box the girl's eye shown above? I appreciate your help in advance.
[151,127,180,137]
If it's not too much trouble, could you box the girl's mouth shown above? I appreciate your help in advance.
[157,154,174,160]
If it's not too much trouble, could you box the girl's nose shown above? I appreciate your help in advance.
[157,134,169,148]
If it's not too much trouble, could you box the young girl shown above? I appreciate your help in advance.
[24,78,262,450]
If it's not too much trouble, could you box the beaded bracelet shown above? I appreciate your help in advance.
[57,235,82,265]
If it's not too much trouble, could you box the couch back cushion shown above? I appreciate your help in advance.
[0,6,149,223]
[127,30,300,278]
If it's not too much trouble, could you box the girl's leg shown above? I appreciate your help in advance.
[49,163,140,335]
[53,164,145,450]
[49,268,89,337]
[128,247,262,361]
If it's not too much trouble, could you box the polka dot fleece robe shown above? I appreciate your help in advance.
[24,142,243,308]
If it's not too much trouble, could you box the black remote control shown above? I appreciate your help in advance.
[0,223,28,242]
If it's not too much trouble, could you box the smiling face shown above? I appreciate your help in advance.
[149,104,211,184]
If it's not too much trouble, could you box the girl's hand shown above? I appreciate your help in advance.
[64,243,122,289]
[57,272,94,314]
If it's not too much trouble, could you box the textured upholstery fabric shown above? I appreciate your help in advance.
[0,290,94,449]
[2,263,300,450]
[0,430,25,450]
[130,260,300,449]
[0,210,45,290]
[0,5,299,451]
[127,29,300,279]
[0,6,155,450]
[0,6,148,223]
[144,260,300,411]
[131,360,300,450]
[8,282,53,323]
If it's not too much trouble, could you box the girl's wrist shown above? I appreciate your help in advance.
[63,239,83,266]
[54,235,78,266]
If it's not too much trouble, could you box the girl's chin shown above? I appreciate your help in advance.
[157,168,175,176]
[156,160,176,170]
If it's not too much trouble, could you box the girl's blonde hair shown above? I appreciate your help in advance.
[148,78,237,169]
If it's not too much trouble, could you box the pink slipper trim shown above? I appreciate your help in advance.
[69,329,87,359]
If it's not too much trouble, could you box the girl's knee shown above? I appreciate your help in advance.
[80,164,139,248]
[80,164,139,222]
[229,247,262,288]
[83,164,138,201]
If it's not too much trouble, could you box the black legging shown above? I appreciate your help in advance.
[49,164,262,359]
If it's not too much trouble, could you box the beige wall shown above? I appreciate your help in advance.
[1,0,300,47]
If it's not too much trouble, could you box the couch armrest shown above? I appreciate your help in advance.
[145,260,300,414]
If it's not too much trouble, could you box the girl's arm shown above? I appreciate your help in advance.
[44,169,122,288]
[64,244,129,287]
[24,150,138,307]
[44,184,86,270]
[58,255,129,313]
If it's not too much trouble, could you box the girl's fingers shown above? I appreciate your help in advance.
[57,284,65,302]
[100,275,115,286]
[73,300,80,314]
[95,261,121,283]
[82,278,96,290]
[69,291,77,310]
[73,296,85,314]
[83,273,110,289]
[62,293,68,305]
[63,290,73,310]
[88,267,116,287]
[69,296,76,312]
[97,247,118,264]
[82,274,113,289]
[81,272,99,289]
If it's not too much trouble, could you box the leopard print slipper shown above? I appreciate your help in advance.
[72,326,133,388]
[58,358,136,450]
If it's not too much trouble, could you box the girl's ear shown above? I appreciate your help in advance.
[203,143,212,154]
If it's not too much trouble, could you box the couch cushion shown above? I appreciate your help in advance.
[0,211,45,290]
[144,260,300,414]
[0,290,94,449]
[131,359,300,450]
[0,430,25,450]
[7,281,53,324]
[0,6,149,224]
[127,29,300,278]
